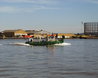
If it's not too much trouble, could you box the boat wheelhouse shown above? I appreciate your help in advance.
[25,36,64,46]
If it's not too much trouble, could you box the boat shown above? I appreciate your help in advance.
[25,37,64,46]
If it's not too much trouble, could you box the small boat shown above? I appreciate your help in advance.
[25,37,64,46]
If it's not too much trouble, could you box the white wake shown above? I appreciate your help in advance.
[8,42,71,46]
[9,42,30,46]
[54,42,71,46]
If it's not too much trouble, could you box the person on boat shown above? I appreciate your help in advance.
[62,35,65,39]
[28,38,33,42]
[55,34,58,39]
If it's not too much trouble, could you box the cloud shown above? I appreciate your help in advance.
[0,0,59,5]
[0,6,31,13]
[0,0,60,13]
[86,0,98,4]
[0,6,59,13]
[0,6,17,13]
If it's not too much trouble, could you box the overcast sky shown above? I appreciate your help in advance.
[0,0,98,33]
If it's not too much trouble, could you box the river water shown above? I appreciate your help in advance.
[0,39,98,78]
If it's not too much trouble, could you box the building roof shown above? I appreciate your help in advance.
[3,30,17,32]
[25,30,50,34]
[58,33,75,36]
[3,29,25,32]
[25,30,39,34]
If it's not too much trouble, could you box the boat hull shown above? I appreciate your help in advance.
[25,40,64,46]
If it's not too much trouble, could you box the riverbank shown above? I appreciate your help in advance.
[1,37,98,39]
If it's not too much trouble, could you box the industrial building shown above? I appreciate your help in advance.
[84,22,98,35]
[3,29,27,38]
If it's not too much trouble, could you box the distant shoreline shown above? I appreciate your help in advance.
[1,37,98,39]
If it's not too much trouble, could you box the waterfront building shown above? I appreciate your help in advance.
[25,30,37,35]
[3,29,27,38]
[0,32,5,39]
[84,22,98,35]
[57,33,75,39]
[25,30,50,38]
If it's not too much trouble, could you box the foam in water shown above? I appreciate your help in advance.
[8,42,71,46]
[9,42,30,46]
[54,42,71,46]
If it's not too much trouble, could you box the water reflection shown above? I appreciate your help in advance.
[46,45,56,54]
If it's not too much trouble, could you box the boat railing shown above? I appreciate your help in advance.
[28,37,59,42]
